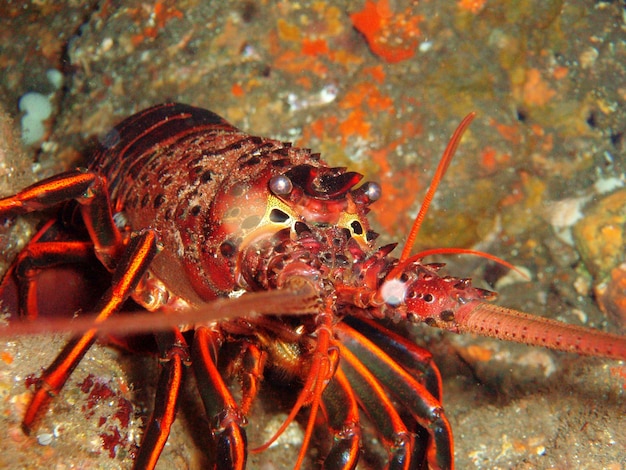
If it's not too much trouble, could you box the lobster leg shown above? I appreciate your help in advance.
[134,328,189,470]
[196,340,266,463]
[251,305,339,469]
[14,239,94,320]
[22,230,158,430]
[320,367,361,470]
[336,322,454,470]
[0,169,123,270]
[192,326,248,470]
[233,341,267,416]
[344,317,443,401]
[336,345,415,470]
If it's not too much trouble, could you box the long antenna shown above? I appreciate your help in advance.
[400,112,476,261]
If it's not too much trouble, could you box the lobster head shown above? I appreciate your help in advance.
[230,163,382,293]
[231,162,494,330]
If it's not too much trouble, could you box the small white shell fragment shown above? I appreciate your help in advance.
[18,92,53,145]
[37,432,54,446]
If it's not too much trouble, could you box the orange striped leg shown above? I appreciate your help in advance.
[0,171,95,216]
[133,329,189,470]
[192,326,247,470]
[344,317,443,401]
[336,322,453,470]
[251,305,338,469]
[0,169,123,270]
[22,230,158,431]
[321,367,361,469]
[337,344,415,470]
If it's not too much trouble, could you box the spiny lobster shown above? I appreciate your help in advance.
[0,103,624,469]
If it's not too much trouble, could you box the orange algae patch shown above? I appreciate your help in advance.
[523,68,556,106]
[465,344,493,362]
[490,119,522,145]
[481,147,497,172]
[307,116,338,141]
[457,0,487,14]
[273,49,329,77]
[302,38,329,56]
[479,146,511,174]
[129,1,183,45]
[1,351,13,364]
[335,81,394,143]
[231,83,245,97]
[369,120,425,235]
[363,65,386,84]
[350,0,423,63]
[340,109,371,142]
[370,147,420,234]
[552,65,569,80]
[341,82,394,112]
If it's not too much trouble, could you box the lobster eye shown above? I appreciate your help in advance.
[363,181,382,202]
[352,181,382,204]
[269,175,293,195]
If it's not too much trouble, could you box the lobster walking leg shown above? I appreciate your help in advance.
[192,326,248,470]
[134,329,189,470]
[336,323,454,470]
[251,306,339,469]
[337,346,415,470]
[22,230,158,430]
[321,367,361,470]
[0,169,123,269]
[235,342,267,416]
[13,236,94,320]
[344,317,443,401]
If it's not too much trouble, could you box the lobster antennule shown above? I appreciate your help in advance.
[453,301,626,361]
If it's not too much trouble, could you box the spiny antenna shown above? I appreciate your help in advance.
[400,112,476,261]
